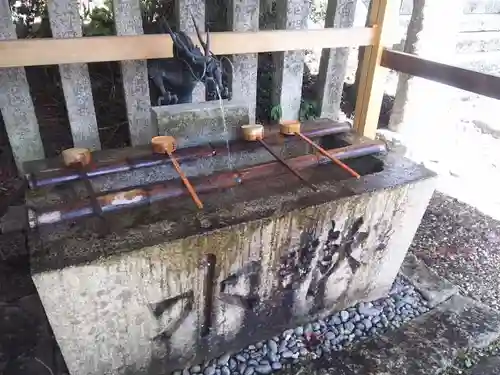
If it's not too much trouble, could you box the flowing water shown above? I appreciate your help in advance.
[215,85,234,171]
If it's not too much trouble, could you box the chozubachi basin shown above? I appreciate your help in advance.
[25,116,436,375]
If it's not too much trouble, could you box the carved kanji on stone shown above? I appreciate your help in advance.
[319,217,368,279]
[278,228,320,290]
[150,290,194,343]
[150,256,264,346]
[307,217,370,306]
[219,260,261,310]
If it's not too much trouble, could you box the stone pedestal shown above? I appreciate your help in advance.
[27,129,436,374]
[152,101,249,148]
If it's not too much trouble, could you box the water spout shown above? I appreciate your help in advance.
[215,85,234,171]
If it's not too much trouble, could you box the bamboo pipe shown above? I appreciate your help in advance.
[27,122,350,189]
[241,125,319,191]
[152,136,204,209]
[25,141,385,229]
[280,121,360,178]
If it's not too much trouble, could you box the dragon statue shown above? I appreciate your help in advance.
[148,16,231,106]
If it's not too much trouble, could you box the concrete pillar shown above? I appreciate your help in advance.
[228,0,259,123]
[272,0,310,121]
[48,0,101,151]
[113,0,155,146]
[388,0,464,162]
[176,0,206,102]
[0,0,44,171]
[317,0,358,120]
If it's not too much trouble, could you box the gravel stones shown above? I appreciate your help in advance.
[271,362,282,371]
[218,354,231,366]
[358,304,381,317]
[344,322,355,334]
[267,340,278,354]
[331,316,342,325]
[255,363,272,374]
[340,310,350,323]
[172,276,430,375]
[410,192,500,311]
[362,319,373,330]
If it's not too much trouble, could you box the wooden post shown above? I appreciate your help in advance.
[113,0,156,146]
[47,0,101,151]
[0,0,44,172]
[353,0,398,138]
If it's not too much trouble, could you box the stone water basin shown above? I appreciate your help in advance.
[24,117,436,375]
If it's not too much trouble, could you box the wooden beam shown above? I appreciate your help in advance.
[381,49,500,101]
[353,0,398,139]
[0,27,375,68]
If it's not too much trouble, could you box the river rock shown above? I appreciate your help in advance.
[344,322,355,334]
[340,310,349,323]
[271,362,282,370]
[325,330,336,340]
[267,340,278,354]
[218,354,231,366]
[255,364,272,374]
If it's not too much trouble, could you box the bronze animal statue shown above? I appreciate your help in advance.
[148,16,231,106]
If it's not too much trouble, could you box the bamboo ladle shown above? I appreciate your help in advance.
[279,121,360,179]
[241,124,318,191]
[151,136,204,209]
[62,147,109,229]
